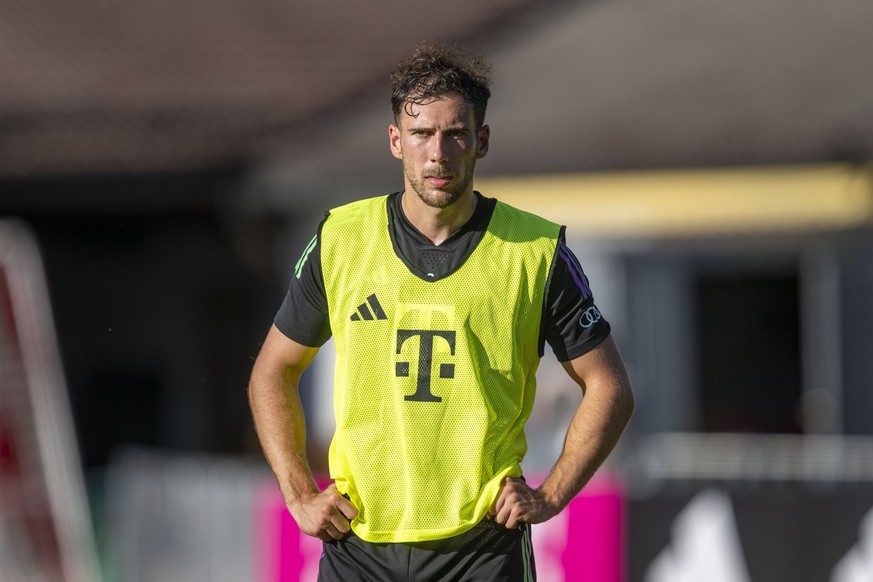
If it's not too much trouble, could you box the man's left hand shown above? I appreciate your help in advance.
[488,477,560,529]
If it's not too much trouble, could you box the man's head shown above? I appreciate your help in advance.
[388,43,493,213]
[390,42,492,131]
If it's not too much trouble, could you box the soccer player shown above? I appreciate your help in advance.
[248,42,635,581]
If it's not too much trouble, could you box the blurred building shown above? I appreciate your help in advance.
[0,0,548,466]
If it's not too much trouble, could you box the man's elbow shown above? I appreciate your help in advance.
[247,356,279,407]
[616,381,635,427]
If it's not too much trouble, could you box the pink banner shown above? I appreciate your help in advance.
[256,475,625,582]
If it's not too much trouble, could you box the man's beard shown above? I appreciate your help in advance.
[404,158,476,209]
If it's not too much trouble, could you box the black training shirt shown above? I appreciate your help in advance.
[274,192,610,362]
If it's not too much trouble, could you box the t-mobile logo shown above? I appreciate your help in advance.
[395,329,456,402]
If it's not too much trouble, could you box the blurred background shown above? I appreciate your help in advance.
[2,0,873,580]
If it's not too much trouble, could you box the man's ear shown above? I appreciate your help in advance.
[389,124,403,160]
[475,125,490,159]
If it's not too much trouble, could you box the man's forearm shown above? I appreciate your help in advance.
[537,377,634,511]
[250,376,319,503]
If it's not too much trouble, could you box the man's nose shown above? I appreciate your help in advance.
[430,133,449,162]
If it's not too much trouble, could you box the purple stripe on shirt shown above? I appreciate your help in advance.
[559,244,592,299]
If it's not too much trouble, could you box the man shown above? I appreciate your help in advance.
[248,42,634,581]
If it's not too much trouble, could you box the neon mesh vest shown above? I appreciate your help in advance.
[320,194,560,543]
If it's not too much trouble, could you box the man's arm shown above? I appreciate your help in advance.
[248,324,357,540]
[491,334,634,528]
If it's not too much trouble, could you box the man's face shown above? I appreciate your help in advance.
[389,94,489,209]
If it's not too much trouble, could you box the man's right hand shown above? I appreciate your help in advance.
[289,484,359,541]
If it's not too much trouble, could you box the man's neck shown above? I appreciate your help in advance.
[400,191,478,246]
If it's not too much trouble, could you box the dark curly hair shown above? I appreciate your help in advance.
[390,42,492,129]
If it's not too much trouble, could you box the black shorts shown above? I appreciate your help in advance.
[317,518,536,582]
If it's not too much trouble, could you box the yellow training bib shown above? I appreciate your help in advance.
[320,195,560,543]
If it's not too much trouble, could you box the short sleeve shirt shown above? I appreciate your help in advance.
[275,192,610,362]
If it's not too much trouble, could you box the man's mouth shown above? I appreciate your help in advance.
[426,175,453,187]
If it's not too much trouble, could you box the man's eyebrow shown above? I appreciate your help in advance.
[405,124,470,133]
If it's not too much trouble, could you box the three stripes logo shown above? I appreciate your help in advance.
[294,235,317,279]
[350,294,388,321]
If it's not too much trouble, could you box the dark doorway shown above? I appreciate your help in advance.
[696,269,802,433]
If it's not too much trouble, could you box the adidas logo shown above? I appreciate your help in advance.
[350,294,388,321]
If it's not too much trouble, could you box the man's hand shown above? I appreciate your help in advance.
[289,484,359,541]
[489,477,560,529]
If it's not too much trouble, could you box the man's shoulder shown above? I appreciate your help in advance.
[329,193,392,215]
[489,197,563,238]
[323,194,392,230]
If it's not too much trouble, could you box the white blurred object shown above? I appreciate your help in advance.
[0,220,101,582]
[105,449,270,582]
[645,489,751,582]
[831,507,873,582]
